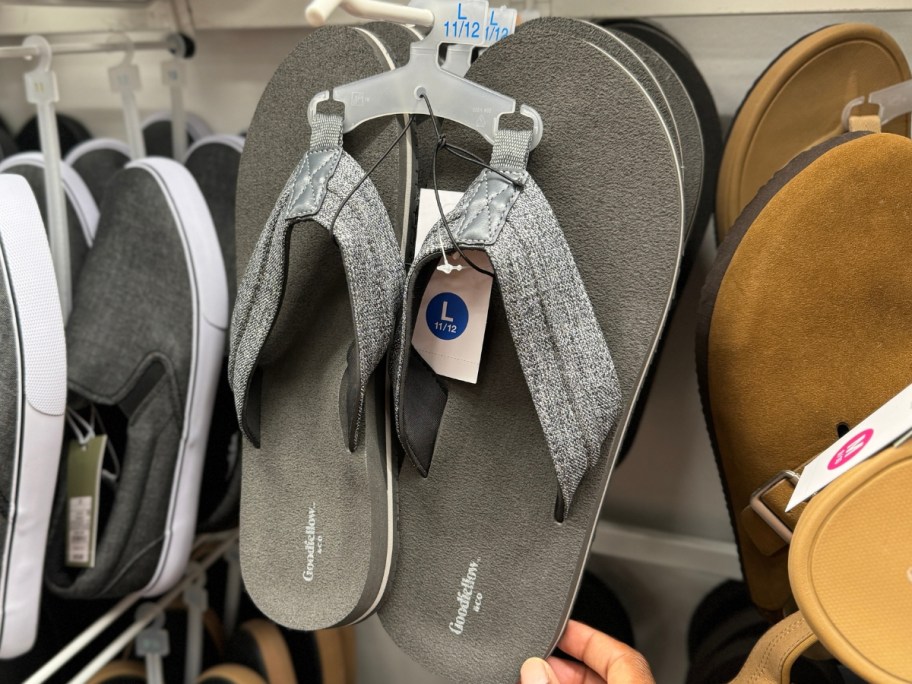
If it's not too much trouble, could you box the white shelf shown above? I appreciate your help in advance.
[591,520,742,579]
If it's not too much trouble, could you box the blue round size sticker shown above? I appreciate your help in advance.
[426,292,469,340]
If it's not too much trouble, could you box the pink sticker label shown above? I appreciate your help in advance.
[827,428,874,471]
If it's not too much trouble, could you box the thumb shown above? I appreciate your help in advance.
[520,657,560,684]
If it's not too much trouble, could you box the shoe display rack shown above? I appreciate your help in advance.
[1,2,910,683]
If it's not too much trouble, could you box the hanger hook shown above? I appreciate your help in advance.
[494,105,544,150]
[22,35,52,72]
[108,31,134,68]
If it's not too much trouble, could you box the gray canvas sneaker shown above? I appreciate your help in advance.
[65,138,132,207]
[184,134,244,533]
[44,157,228,599]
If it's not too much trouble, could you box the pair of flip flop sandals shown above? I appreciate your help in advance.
[0,119,245,657]
[703,23,912,684]
[230,18,720,683]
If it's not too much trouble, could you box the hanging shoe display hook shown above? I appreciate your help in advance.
[22,34,71,318]
[841,79,912,132]
[306,0,544,149]
[162,33,190,159]
[108,32,146,160]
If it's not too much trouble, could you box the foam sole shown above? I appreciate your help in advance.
[790,442,912,683]
[0,175,66,658]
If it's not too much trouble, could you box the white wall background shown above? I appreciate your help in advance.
[4,5,911,683]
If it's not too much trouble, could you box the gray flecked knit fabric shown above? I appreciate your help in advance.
[230,113,403,449]
[396,129,621,506]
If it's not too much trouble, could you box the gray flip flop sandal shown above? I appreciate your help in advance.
[65,138,132,206]
[517,19,704,272]
[230,110,403,630]
[44,158,228,598]
[0,175,66,658]
[0,152,99,290]
[233,25,415,630]
[184,133,245,533]
[379,25,683,683]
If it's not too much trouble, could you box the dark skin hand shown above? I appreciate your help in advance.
[519,620,656,684]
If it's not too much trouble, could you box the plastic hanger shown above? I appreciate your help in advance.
[842,80,912,132]
[21,35,71,319]
[161,33,190,159]
[307,0,543,149]
[108,33,146,160]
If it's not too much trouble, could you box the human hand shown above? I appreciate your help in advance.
[519,620,655,684]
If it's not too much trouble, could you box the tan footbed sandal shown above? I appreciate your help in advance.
[731,439,912,683]
[698,131,912,619]
[715,23,910,241]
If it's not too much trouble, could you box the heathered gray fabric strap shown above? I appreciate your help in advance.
[491,127,532,172]
[396,128,621,506]
[229,112,403,449]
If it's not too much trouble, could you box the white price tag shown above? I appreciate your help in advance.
[787,382,912,510]
[412,189,493,384]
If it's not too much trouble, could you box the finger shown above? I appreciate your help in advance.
[520,657,560,684]
[556,621,655,683]
[547,656,605,684]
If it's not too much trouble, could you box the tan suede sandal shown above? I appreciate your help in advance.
[716,23,910,241]
[698,131,912,619]
[731,439,912,684]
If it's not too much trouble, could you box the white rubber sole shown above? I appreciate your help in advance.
[0,152,100,246]
[182,134,245,164]
[142,111,214,145]
[64,138,132,168]
[0,175,66,658]
[127,159,228,597]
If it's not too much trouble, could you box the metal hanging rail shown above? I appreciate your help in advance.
[0,37,185,61]
[0,31,189,320]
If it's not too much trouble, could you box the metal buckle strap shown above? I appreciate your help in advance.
[749,470,801,543]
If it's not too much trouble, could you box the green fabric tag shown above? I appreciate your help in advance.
[66,435,106,568]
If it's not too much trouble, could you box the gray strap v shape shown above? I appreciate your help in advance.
[228,111,404,450]
[395,127,622,508]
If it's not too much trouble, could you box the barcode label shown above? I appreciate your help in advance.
[67,496,92,564]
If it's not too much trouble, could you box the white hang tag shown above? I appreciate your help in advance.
[413,188,492,384]
[411,253,493,384]
[787,381,912,511]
